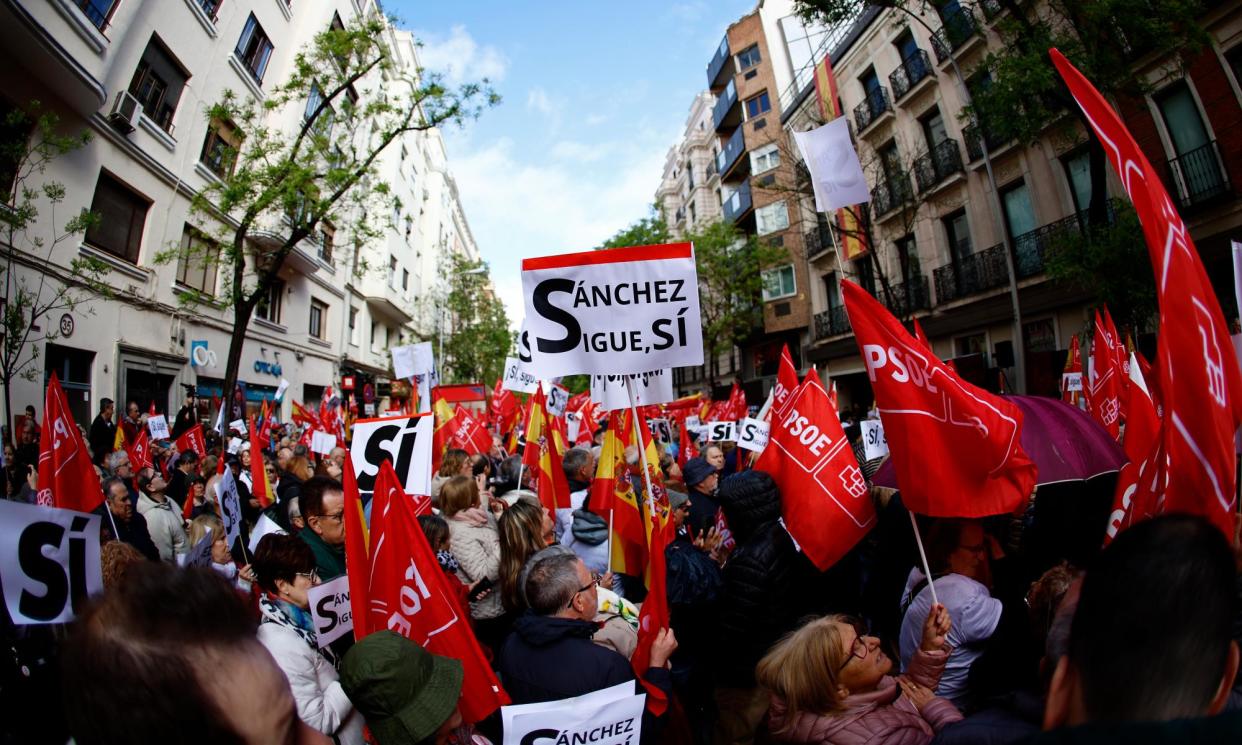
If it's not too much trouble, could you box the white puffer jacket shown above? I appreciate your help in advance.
[136,493,187,562]
[447,511,505,620]
[256,599,365,744]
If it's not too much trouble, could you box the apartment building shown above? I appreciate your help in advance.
[0,0,478,424]
[662,0,830,400]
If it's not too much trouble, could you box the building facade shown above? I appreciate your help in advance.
[0,0,481,428]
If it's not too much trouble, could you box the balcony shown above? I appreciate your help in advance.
[854,86,894,134]
[723,180,753,223]
[872,174,915,219]
[707,34,733,89]
[806,220,833,261]
[889,50,934,102]
[1167,140,1231,210]
[717,126,748,181]
[913,139,965,194]
[882,275,931,316]
[931,9,981,64]
[933,243,1010,304]
[713,79,741,133]
[1012,200,1123,278]
[963,122,1011,162]
[814,305,852,340]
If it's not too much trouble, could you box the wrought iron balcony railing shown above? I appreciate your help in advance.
[1167,140,1231,210]
[814,305,852,340]
[913,139,965,193]
[933,242,1010,304]
[889,50,933,100]
[930,9,980,63]
[854,86,893,132]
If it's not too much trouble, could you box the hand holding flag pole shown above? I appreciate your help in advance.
[909,512,940,608]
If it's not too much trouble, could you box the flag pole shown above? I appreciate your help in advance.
[908,511,940,608]
[624,376,659,518]
[606,507,615,574]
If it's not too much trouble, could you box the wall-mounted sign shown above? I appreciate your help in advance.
[341,376,356,391]
[190,340,217,368]
[253,360,282,377]
[58,314,74,338]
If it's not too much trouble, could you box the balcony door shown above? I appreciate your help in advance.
[1001,181,1038,274]
[921,108,948,151]
[1155,81,1224,204]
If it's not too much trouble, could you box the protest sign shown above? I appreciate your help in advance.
[861,419,889,460]
[350,414,433,499]
[275,378,289,401]
[1062,372,1083,392]
[146,414,170,440]
[502,356,539,393]
[248,513,285,553]
[181,527,214,568]
[521,242,703,377]
[591,369,675,411]
[229,419,246,435]
[545,383,570,417]
[648,418,672,444]
[566,411,582,443]
[704,421,737,442]
[737,417,771,453]
[308,575,352,647]
[0,500,102,624]
[391,345,418,380]
[310,430,336,455]
[501,681,644,745]
[216,469,243,550]
[684,415,701,433]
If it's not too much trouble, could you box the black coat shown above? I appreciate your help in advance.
[92,503,159,561]
[88,415,115,466]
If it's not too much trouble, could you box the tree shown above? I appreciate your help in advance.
[440,253,511,385]
[0,102,106,437]
[795,0,1209,332]
[596,205,670,249]
[162,15,497,427]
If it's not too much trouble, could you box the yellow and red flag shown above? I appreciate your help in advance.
[522,386,572,512]
[247,415,273,508]
[591,412,647,578]
[431,388,458,473]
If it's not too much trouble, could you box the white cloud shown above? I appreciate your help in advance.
[526,88,555,116]
[412,26,508,86]
[548,140,610,162]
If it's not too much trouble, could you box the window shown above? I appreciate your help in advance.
[689,202,696,224]
[348,306,358,345]
[256,279,284,324]
[860,68,881,96]
[751,143,780,173]
[1226,45,1242,92]
[1155,81,1211,157]
[304,83,335,138]
[128,37,189,134]
[878,141,902,182]
[175,226,219,294]
[235,14,274,84]
[745,91,771,119]
[943,210,972,264]
[896,235,920,285]
[1001,181,1037,242]
[755,200,789,236]
[686,161,695,189]
[317,222,334,263]
[200,118,241,178]
[737,44,762,70]
[309,299,328,340]
[389,256,399,290]
[404,216,413,240]
[824,273,841,308]
[371,322,380,351]
[856,257,875,295]
[84,172,150,264]
[920,108,948,150]
[1062,150,1092,215]
[195,0,221,22]
[762,265,796,301]
[402,269,409,290]
[74,0,118,31]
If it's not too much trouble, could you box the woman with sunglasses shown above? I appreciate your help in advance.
[252,533,365,745]
[756,602,960,744]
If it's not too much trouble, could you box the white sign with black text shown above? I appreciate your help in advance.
[350,414,433,499]
[0,500,102,625]
[861,419,889,461]
[1062,372,1083,393]
[737,417,771,453]
[521,243,703,377]
[545,383,570,417]
[307,575,352,647]
[147,414,170,440]
[216,469,243,550]
[502,681,645,745]
[704,421,738,442]
[648,418,672,444]
[590,369,675,411]
[566,411,581,443]
[502,356,539,394]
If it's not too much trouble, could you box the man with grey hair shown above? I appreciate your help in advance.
[498,549,676,706]
[92,476,159,561]
[557,446,595,541]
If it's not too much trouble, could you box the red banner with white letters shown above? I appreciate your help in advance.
[38,373,104,513]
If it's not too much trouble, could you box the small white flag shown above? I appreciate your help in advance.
[793,117,871,212]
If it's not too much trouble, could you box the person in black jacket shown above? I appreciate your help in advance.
[88,398,116,466]
[499,550,676,739]
[93,477,159,561]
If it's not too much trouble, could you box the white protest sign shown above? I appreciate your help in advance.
[227,437,244,454]
[307,575,352,647]
[591,369,675,411]
[391,345,419,380]
[648,418,672,444]
[1062,372,1083,392]
[502,356,539,393]
[350,414,433,499]
[793,117,872,212]
[180,527,214,568]
[566,411,581,443]
[310,430,337,455]
[216,469,243,550]
[409,341,435,375]
[147,414,170,440]
[502,681,644,745]
[685,415,701,434]
[521,243,703,377]
[275,378,290,401]
[0,500,102,624]
[248,513,286,553]
[545,383,570,417]
[737,417,771,453]
[413,368,440,414]
[229,419,246,435]
[704,421,738,442]
[861,419,889,461]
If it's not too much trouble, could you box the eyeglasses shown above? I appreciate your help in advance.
[315,511,345,523]
[565,575,601,608]
[837,620,870,671]
[295,570,320,584]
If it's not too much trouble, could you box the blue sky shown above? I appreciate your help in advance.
[385,0,756,326]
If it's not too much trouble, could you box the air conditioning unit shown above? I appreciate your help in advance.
[108,91,141,134]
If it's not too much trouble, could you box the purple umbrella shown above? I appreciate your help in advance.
[871,394,1125,489]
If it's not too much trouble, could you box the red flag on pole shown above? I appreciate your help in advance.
[1050,48,1242,537]
[125,428,152,471]
[773,344,800,420]
[843,280,1037,517]
[1087,310,1123,441]
[756,371,874,569]
[450,405,493,456]
[38,373,104,513]
[631,516,672,715]
[174,424,207,460]
[1061,335,1084,406]
[247,416,272,508]
[367,459,509,722]
[912,318,932,351]
[342,453,371,642]
[1106,354,1163,543]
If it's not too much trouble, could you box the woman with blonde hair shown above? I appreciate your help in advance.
[756,603,960,744]
[440,474,506,651]
[498,498,554,612]
[188,514,254,592]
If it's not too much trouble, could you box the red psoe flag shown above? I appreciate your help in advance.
[367,459,508,722]
[632,516,672,715]
[450,405,492,456]
[1087,310,1123,441]
[1051,49,1242,536]
[1106,354,1163,543]
[174,424,207,460]
[843,280,1037,517]
[755,372,875,570]
[1061,335,1083,406]
[247,416,272,508]
[125,428,152,471]
[912,318,932,351]
[773,343,800,420]
[39,373,105,513]
[431,388,457,474]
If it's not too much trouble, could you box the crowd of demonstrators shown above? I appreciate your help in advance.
[10,392,1242,745]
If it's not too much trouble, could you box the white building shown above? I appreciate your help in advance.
[656,91,722,238]
[0,0,481,426]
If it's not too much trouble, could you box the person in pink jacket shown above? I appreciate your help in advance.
[756,602,962,744]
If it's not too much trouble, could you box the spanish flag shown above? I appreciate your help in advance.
[521,386,572,512]
[591,412,648,578]
[431,388,457,474]
[248,415,273,508]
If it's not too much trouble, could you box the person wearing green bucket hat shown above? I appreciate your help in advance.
[340,631,486,745]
